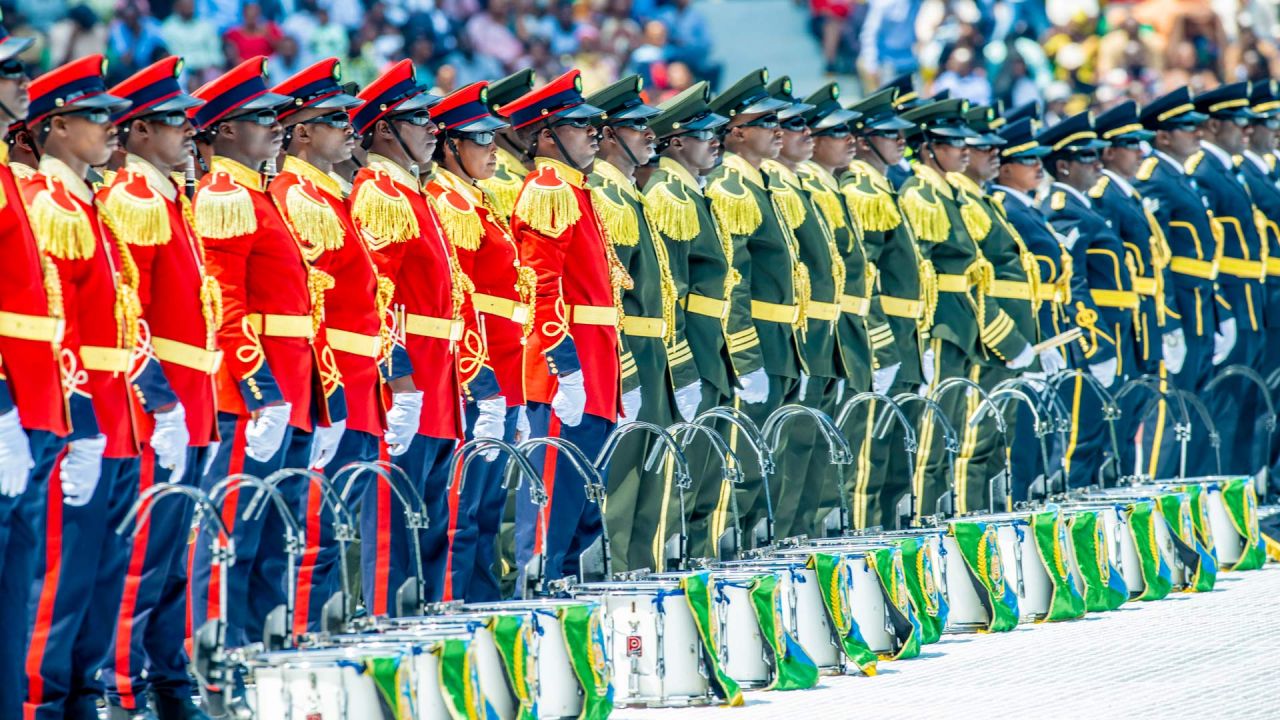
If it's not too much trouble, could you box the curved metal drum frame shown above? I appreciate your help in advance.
[665,421,742,568]
[512,435,599,591]
[759,403,854,541]
[1204,363,1276,489]
[1114,374,1193,480]
[693,406,772,555]
[891,392,961,524]
[1046,369,1123,487]
[840,391,916,530]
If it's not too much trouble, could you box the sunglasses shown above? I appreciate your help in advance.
[610,118,650,131]
[66,108,112,125]
[815,127,852,139]
[1068,151,1100,163]
[0,58,24,79]
[1007,155,1042,166]
[780,117,809,132]
[229,108,279,126]
[740,115,780,129]
[454,130,496,146]
[1227,116,1252,127]
[1262,118,1280,130]
[1111,139,1143,149]
[1167,123,1199,133]
[932,137,969,148]
[676,128,718,141]
[551,117,593,129]
[393,110,433,126]
[302,111,352,129]
[141,110,192,127]
[865,129,903,139]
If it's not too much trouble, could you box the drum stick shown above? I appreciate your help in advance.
[1031,327,1083,354]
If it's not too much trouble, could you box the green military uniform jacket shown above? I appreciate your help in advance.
[706,152,806,378]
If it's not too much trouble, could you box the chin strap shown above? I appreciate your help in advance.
[444,134,476,182]
[386,120,421,179]
[865,135,892,169]
[546,124,587,172]
[609,126,643,169]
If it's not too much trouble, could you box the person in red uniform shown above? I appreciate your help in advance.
[97,56,219,720]
[502,70,624,585]
[269,57,422,632]
[186,57,346,662]
[425,81,533,602]
[20,54,190,720]
[350,59,464,610]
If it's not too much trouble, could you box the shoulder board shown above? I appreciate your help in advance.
[29,177,96,260]
[1136,156,1159,182]
[898,183,949,242]
[589,182,639,247]
[643,179,699,242]
[1267,154,1277,172]
[958,195,991,241]
[1184,151,1204,175]
[1050,191,1066,211]
[769,180,806,230]
[430,187,484,251]
[513,166,581,238]
[351,170,419,248]
[476,173,523,221]
[707,172,762,236]
[802,178,847,232]
[1088,175,1109,199]
[841,177,901,231]
[1233,154,1245,168]
[104,170,169,247]
[194,171,257,239]
[285,179,345,260]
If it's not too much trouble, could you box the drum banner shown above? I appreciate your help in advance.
[433,638,484,720]
[680,572,746,706]
[1155,493,1216,593]
[1180,484,1222,582]
[1264,533,1280,563]
[948,521,1019,632]
[1067,510,1128,612]
[361,654,414,720]
[487,615,538,719]
[1220,478,1266,571]
[892,536,947,645]
[865,546,923,660]
[746,573,820,691]
[1126,501,1173,601]
[558,603,614,720]
[806,553,879,673]
[1028,509,1086,621]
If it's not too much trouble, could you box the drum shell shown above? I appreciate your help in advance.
[463,601,588,718]
[712,563,838,670]
[710,574,770,687]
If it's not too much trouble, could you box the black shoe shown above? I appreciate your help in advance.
[109,704,161,720]
[67,694,108,720]
[155,694,214,720]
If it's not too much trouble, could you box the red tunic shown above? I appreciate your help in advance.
[351,155,463,440]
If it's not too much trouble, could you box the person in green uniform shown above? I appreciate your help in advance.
[586,75,688,571]
[478,68,536,220]
[707,69,805,547]
[644,82,745,560]
[844,87,925,528]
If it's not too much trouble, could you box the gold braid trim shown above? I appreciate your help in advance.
[103,176,169,247]
[709,214,741,326]
[513,171,581,238]
[640,201,679,344]
[39,253,64,320]
[515,265,538,337]
[96,203,143,351]
[899,185,950,242]
[285,183,345,255]
[590,185,640,247]
[29,185,96,260]
[447,245,475,320]
[643,182,699,241]
[842,182,901,232]
[707,176,762,237]
[770,184,806,230]
[966,256,996,330]
[375,274,397,359]
[193,175,256,239]
[307,267,335,335]
[200,276,223,349]
[350,175,419,244]
[431,190,484,251]
[918,257,939,329]
[1254,207,1271,268]
[958,195,992,242]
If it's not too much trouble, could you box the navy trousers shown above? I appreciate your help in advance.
[447,405,517,602]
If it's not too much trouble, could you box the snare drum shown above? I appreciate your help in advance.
[944,518,1020,632]
[573,581,710,708]
[772,546,895,658]
[1167,477,1263,570]
[709,572,771,688]
[716,561,839,672]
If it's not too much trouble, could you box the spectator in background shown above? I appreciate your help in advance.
[660,0,718,88]
[600,0,641,60]
[443,29,505,86]
[523,36,563,81]
[267,32,304,77]
[993,51,1041,109]
[858,0,924,88]
[430,62,457,94]
[196,0,241,33]
[655,58,692,100]
[811,0,854,74]
[406,30,435,88]
[575,24,618,91]
[281,0,320,65]
[107,0,166,83]
[466,0,524,70]
[47,4,107,68]
[224,1,283,61]
[542,1,584,57]
[933,45,991,104]
[319,0,363,31]
[160,0,221,81]
[306,5,349,61]
[629,18,667,86]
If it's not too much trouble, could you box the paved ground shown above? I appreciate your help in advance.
[615,565,1280,719]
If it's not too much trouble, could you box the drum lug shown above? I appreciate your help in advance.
[821,508,843,539]
[664,532,686,572]
[751,518,772,551]
[394,578,419,618]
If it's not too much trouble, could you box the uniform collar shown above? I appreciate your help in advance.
[848,158,891,190]
[1100,168,1137,198]
[990,183,1037,209]
[912,162,954,199]
[800,160,839,191]
[282,155,343,200]
[0,141,8,166]
[658,156,702,195]
[1243,149,1270,175]
[1052,181,1091,208]
[760,157,801,188]
[366,152,420,189]
[534,156,585,188]
[1199,140,1233,169]
[124,153,178,201]
[39,155,93,204]
[1153,149,1187,174]
[722,152,765,188]
[592,157,638,199]
[945,170,984,197]
[495,145,527,174]
[431,165,483,204]
[210,155,266,192]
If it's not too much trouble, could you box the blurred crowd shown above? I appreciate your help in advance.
[0,0,721,97]
[811,0,1280,116]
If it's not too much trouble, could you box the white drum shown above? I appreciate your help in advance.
[771,546,896,656]
[573,581,709,707]
[370,618,517,720]
[961,513,1050,621]
[717,562,838,671]
[463,600,589,719]
[799,530,951,622]
[1171,479,1243,564]
[710,573,770,687]
[1062,503,1141,593]
[943,519,1018,630]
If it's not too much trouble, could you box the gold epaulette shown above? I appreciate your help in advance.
[761,162,806,230]
[799,173,847,231]
[513,166,581,238]
[1184,151,1204,175]
[707,171,762,236]
[1050,191,1067,211]
[351,171,418,247]
[103,170,169,247]
[958,196,991,241]
[898,183,949,242]
[1088,174,1110,199]
[1136,156,1158,182]
[841,179,901,231]
[431,187,484,251]
[285,180,344,260]
[477,172,523,221]
[11,162,35,181]
[193,171,256,239]
[643,181,698,241]
[590,182,639,246]
[29,178,95,260]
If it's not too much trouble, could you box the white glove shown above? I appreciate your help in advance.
[150,404,190,481]
[308,418,346,470]
[60,434,107,507]
[835,378,847,405]
[471,397,506,460]
[619,387,643,427]
[245,403,292,462]
[1005,343,1035,370]
[384,391,423,457]
[1038,348,1067,376]
[736,368,769,405]
[1162,328,1187,375]
[797,373,809,401]
[921,347,936,386]
[0,410,33,498]
[516,405,531,441]
[551,371,587,427]
[1088,357,1118,388]
[203,441,220,478]
[674,381,701,422]
[1212,317,1236,366]
[873,363,900,395]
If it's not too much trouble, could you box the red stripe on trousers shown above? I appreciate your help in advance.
[441,451,465,601]
[24,448,69,718]
[112,447,158,709]
[373,442,393,616]
[206,418,248,632]
[536,413,562,555]
[293,475,325,637]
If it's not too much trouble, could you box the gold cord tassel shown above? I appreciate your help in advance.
[513,173,581,238]
[918,258,939,330]
[351,178,419,244]
[193,176,256,240]
[375,274,398,361]
[39,254,64,319]
[308,267,335,334]
[515,265,538,337]
[104,175,170,247]
[591,189,639,246]
[645,216,679,345]
[286,184,345,252]
[200,275,223,348]
[29,187,96,260]
[958,196,992,242]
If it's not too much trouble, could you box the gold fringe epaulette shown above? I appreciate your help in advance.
[768,183,806,230]
[805,180,847,232]
[1184,151,1205,175]
[590,184,639,247]
[194,172,256,239]
[351,172,418,246]
[708,174,762,237]
[514,167,581,238]
[1136,156,1159,182]
[643,182,698,241]
[1088,175,1109,199]
[958,196,991,241]
[432,188,484,251]
[29,179,96,260]
[477,173,523,221]
[841,181,901,232]
[286,181,345,258]
[899,185,949,242]
[104,171,169,247]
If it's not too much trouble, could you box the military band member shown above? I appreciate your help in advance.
[1037,112,1134,488]
[425,81,528,601]
[643,82,740,558]
[878,73,922,190]
[1244,81,1280,377]
[706,69,802,544]
[585,75,687,571]
[350,59,463,608]
[479,68,536,220]
[98,57,218,720]
[503,69,624,583]
[844,87,923,527]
